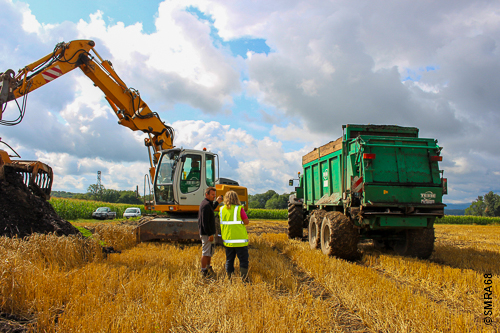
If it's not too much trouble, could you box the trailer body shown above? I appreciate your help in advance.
[289,124,447,259]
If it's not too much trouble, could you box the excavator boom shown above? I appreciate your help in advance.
[1,40,175,196]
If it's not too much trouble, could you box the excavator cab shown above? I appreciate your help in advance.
[136,147,248,242]
[153,148,217,211]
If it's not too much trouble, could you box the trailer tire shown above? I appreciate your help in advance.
[287,203,303,239]
[320,211,360,260]
[308,210,325,250]
[393,228,435,259]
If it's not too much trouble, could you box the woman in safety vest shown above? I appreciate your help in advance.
[219,190,250,280]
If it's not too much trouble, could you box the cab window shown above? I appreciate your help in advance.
[180,154,202,194]
[205,155,215,187]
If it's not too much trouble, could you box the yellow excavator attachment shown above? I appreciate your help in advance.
[0,150,53,200]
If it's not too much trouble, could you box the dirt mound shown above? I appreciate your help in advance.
[0,169,80,238]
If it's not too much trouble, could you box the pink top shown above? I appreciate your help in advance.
[241,208,248,220]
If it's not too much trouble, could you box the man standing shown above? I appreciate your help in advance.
[198,187,223,277]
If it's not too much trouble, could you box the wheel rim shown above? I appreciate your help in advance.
[311,222,317,241]
[322,225,330,247]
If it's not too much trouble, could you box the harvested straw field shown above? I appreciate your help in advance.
[1,221,498,332]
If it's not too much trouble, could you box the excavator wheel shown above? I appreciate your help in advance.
[308,210,326,250]
[320,211,360,260]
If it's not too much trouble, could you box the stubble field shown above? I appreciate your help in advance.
[1,220,499,332]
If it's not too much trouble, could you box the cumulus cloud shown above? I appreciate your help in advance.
[2,0,500,203]
[206,0,500,202]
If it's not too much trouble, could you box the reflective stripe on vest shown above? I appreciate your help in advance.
[220,205,248,247]
[220,221,243,225]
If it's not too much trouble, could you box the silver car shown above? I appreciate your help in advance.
[123,207,142,219]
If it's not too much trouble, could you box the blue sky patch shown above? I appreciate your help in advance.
[402,65,439,82]
[186,6,270,59]
[20,0,159,34]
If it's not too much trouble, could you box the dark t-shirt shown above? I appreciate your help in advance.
[198,198,219,236]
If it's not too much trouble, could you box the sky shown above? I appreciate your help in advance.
[1,0,499,204]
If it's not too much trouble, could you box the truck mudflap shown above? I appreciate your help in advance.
[135,216,200,242]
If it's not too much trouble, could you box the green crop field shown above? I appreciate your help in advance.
[49,198,145,220]
[49,198,500,225]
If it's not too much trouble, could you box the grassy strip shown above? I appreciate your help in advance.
[438,215,500,225]
[49,198,145,220]
[247,209,287,220]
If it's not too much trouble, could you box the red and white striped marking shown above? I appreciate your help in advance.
[352,176,363,193]
[41,65,63,83]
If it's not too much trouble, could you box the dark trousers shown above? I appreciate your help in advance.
[224,246,249,273]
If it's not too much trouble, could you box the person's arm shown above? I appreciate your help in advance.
[241,208,249,225]
[200,203,214,240]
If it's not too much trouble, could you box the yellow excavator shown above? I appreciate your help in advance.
[0,39,247,242]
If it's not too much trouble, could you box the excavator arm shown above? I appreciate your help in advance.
[0,40,174,180]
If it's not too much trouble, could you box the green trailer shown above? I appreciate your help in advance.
[288,124,447,259]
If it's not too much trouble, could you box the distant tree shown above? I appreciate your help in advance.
[249,201,262,209]
[265,193,289,209]
[465,196,486,216]
[483,191,500,217]
[87,184,104,201]
[73,193,91,200]
[465,192,500,217]
[249,190,278,208]
[101,189,120,203]
[118,191,142,204]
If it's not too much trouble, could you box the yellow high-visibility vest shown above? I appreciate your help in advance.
[220,205,248,247]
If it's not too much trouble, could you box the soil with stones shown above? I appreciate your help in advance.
[0,169,79,238]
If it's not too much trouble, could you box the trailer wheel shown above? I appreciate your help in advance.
[320,211,360,260]
[308,210,325,250]
[393,228,435,259]
[287,203,303,239]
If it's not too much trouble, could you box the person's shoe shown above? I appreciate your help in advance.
[200,269,208,277]
[207,266,216,278]
[240,267,249,282]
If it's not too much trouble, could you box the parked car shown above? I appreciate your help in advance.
[92,207,117,220]
[123,207,142,219]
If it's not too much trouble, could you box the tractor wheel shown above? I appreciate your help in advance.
[393,228,435,259]
[287,203,303,239]
[373,239,390,250]
[308,210,326,250]
[320,211,360,260]
[215,215,224,245]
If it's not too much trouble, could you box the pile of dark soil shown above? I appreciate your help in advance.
[0,169,80,238]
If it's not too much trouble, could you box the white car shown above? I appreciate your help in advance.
[123,207,142,219]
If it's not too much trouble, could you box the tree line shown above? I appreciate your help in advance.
[465,191,500,217]
[51,184,143,205]
[248,190,292,209]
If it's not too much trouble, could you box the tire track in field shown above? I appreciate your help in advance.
[263,244,372,333]
[357,245,498,331]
